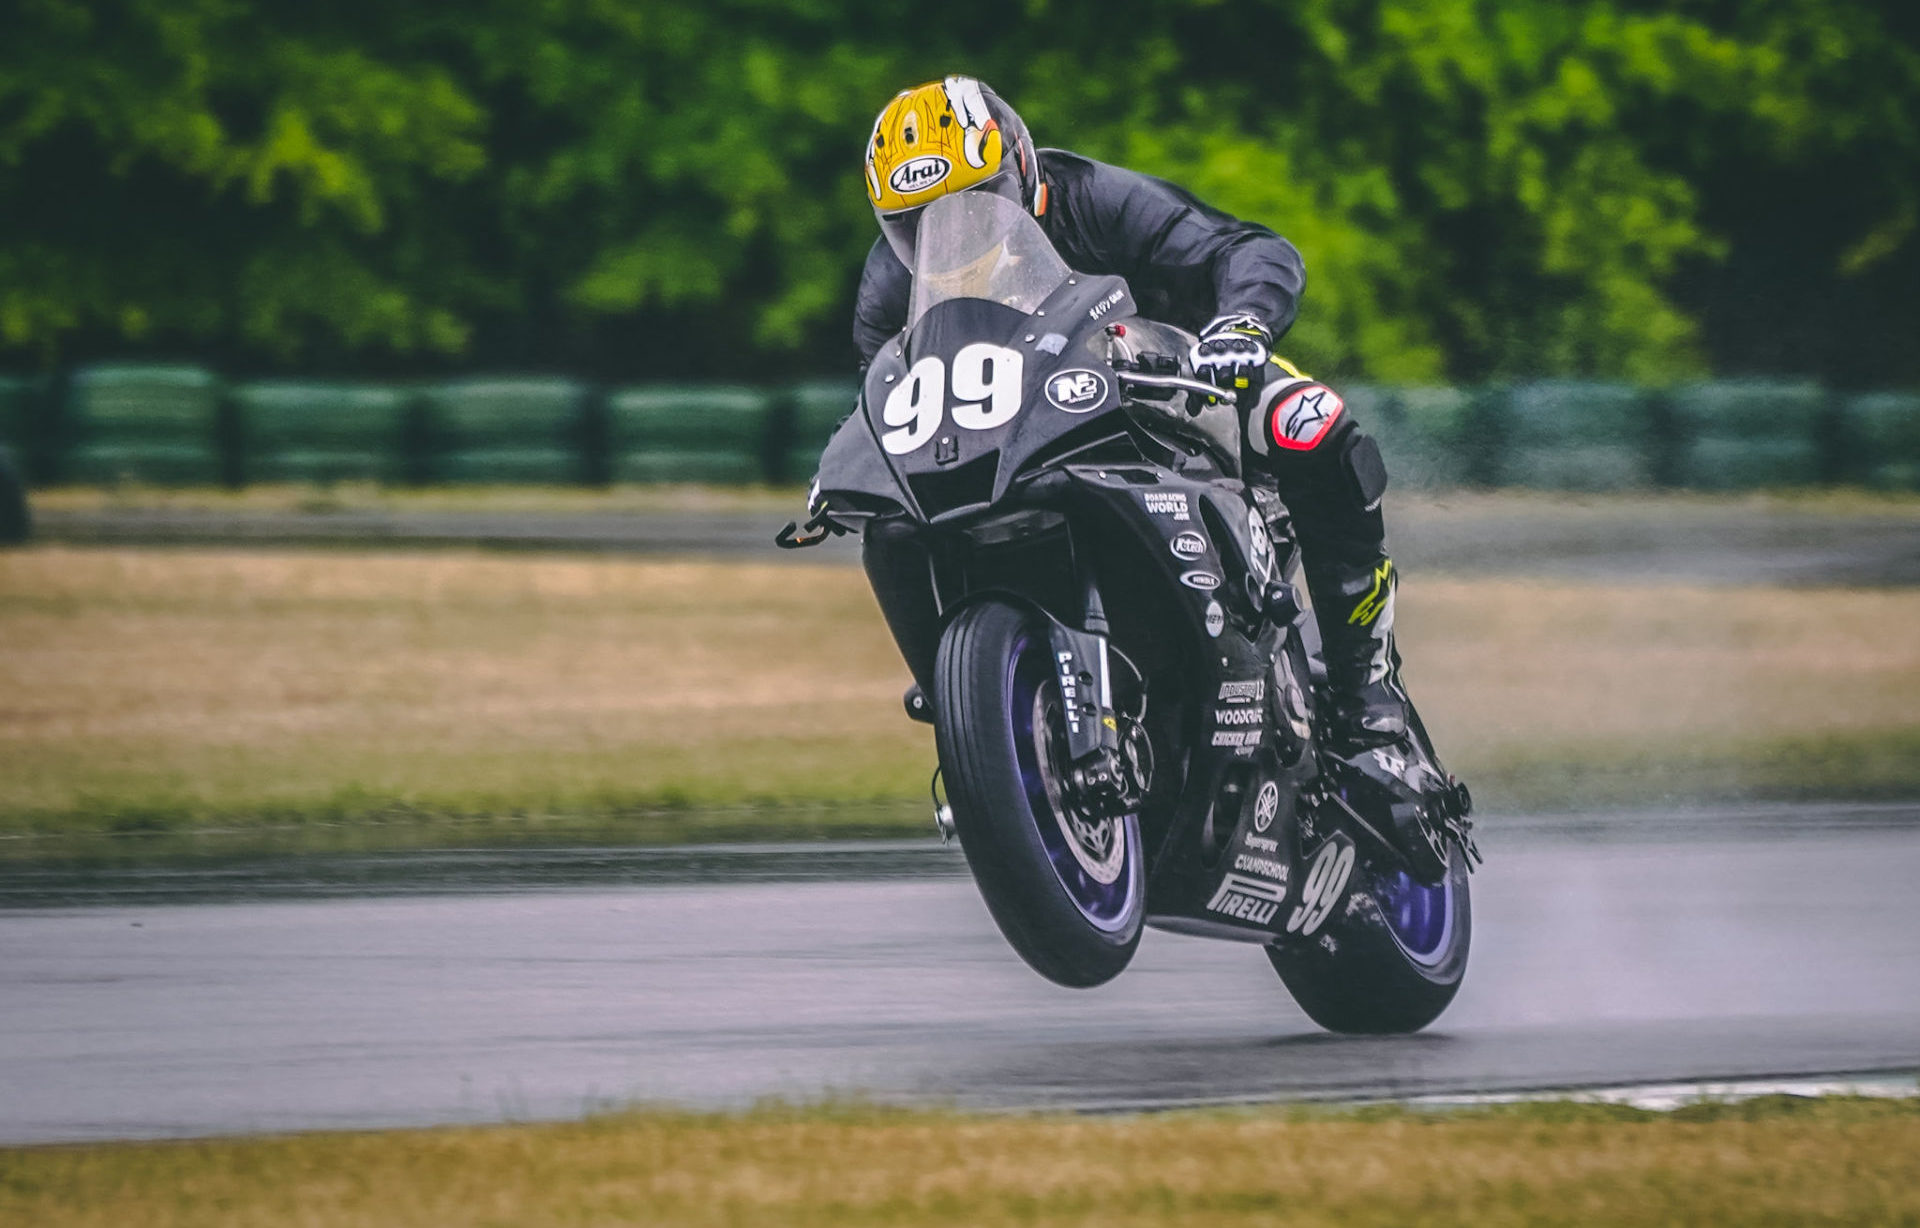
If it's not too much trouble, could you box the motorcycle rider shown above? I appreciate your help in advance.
[852,76,1448,799]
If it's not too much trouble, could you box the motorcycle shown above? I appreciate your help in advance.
[779,191,1479,1034]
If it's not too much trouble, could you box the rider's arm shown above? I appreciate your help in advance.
[853,238,911,367]
[1054,152,1306,340]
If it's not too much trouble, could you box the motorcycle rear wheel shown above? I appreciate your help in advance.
[934,599,1145,988]
[1266,839,1472,1033]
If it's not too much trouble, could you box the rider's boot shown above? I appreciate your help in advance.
[1308,551,1436,775]
[1242,376,1463,853]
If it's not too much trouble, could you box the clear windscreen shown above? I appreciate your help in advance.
[906,192,1072,327]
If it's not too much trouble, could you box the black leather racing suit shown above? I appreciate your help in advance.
[854,148,1428,764]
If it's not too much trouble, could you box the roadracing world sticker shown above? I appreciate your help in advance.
[1143,491,1190,521]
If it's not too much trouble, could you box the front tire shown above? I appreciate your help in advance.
[935,599,1145,987]
[1267,840,1472,1033]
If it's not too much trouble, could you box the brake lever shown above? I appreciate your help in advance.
[1113,369,1239,416]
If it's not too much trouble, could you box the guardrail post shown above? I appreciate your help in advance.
[0,445,29,543]
[27,368,70,485]
[1815,386,1853,484]
[1644,388,1683,489]
[215,383,246,489]
[578,383,612,487]
[399,389,436,486]
[759,389,797,485]
[1458,385,1510,488]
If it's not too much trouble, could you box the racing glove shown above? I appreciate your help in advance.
[1190,314,1273,399]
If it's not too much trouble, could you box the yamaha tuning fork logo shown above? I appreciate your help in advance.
[1253,781,1281,832]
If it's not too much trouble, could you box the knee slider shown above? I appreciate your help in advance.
[1342,431,1389,513]
[1244,379,1341,457]
[1251,382,1391,516]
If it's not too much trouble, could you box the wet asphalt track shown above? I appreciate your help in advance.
[3,803,1918,1144]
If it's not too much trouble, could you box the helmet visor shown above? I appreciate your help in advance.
[877,168,1024,268]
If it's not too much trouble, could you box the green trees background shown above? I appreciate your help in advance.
[2,0,1915,386]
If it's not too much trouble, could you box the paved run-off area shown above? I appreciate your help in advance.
[2,806,1916,1144]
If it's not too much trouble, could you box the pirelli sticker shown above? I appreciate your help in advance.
[1205,872,1287,925]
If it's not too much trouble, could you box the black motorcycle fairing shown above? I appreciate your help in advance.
[1021,463,1329,942]
[849,274,1137,523]
[1053,466,1272,640]
[1144,619,1318,944]
[810,400,911,519]
[1194,482,1279,620]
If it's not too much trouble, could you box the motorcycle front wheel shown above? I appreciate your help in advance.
[934,599,1145,987]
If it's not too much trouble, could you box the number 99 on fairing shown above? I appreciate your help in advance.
[1287,841,1356,937]
[881,343,1025,455]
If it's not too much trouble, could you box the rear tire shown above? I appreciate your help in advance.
[935,599,1144,987]
[1267,840,1471,1033]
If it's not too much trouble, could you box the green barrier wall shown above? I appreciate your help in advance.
[608,385,768,484]
[1846,392,1920,490]
[785,380,860,485]
[66,365,225,485]
[1347,386,1474,489]
[1670,380,1828,489]
[232,382,412,485]
[422,378,586,484]
[3,364,1915,491]
[1503,381,1652,491]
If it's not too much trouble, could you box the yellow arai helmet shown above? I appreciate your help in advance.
[865,76,1039,266]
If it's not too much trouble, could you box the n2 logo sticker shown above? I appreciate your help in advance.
[1286,840,1355,937]
[1045,368,1108,412]
[881,344,1025,455]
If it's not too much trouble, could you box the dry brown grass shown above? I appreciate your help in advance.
[1409,578,1920,764]
[3,1099,1917,1227]
[0,547,929,834]
[1,546,1916,844]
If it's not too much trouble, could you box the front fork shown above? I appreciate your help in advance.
[1046,575,1145,818]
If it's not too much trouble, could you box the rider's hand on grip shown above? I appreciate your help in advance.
[1190,315,1273,402]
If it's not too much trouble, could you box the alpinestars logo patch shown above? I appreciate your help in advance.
[1348,559,1395,626]
[1270,384,1344,451]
